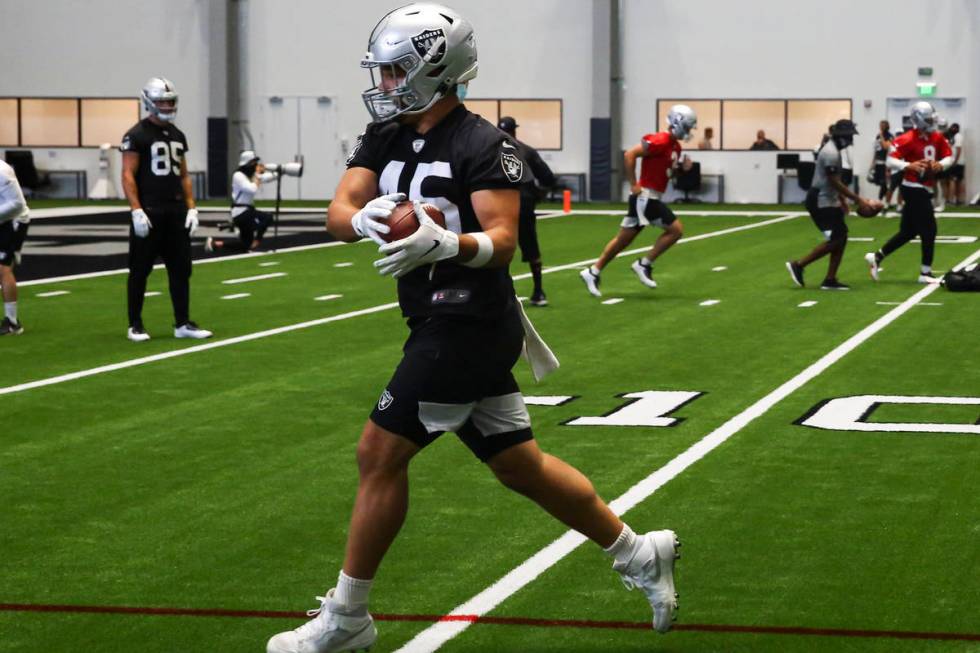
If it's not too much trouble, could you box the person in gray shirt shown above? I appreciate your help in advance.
[786,119,879,290]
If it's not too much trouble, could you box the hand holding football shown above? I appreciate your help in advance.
[382,201,447,243]
[857,199,884,218]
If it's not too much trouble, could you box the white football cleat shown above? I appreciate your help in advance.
[174,321,213,339]
[918,272,941,284]
[613,529,679,634]
[864,252,881,281]
[631,259,658,288]
[579,267,602,297]
[267,590,377,653]
[127,326,151,342]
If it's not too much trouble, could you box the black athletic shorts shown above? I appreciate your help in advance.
[0,219,28,266]
[805,189,847,242]
[947,164,965,181]
[872,163,887,186]
[621,192,677,230]
[517,197,540,262]
[369,301,533,462]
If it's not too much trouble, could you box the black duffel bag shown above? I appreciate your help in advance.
[943,267,980,291]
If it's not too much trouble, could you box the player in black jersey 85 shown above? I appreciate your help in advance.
[266,6,681,653]
[120,77,211,342]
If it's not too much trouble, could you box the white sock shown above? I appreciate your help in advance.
[4,302,16,322]
[603,523,638,566]
[589,265,601,276]
[921,265,932,275]
[334,570,373,610]
[641,256,653,266]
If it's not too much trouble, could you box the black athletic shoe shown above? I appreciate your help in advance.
[820,279,851,290]
[529,290,548,307]
[786,261,804,287]
[0,317,24,335]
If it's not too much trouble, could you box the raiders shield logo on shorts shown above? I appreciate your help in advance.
[501,152,523,183]
[378,389,394,411]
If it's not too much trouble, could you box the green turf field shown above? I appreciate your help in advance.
[2,206,978,652]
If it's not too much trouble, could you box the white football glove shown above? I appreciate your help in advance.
[350,192,405,245]
[131,209,152,238]
[375,201,459,278]
[184,208,200,236]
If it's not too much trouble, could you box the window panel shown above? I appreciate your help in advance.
[656,100,721,149]
[0,99,17,146]
[499,100,561,149]
[464,100,499,127]
[787,100,851,150]
[81,99,139,146]
[722,100,785,150]
[21,98,79,146]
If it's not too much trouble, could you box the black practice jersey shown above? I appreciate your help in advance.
[348,104,527,319]
[513,139,556,200]
[873,131,894,162]
[120,118,189,207]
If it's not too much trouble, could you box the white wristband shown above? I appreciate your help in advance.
[462,232,494,268]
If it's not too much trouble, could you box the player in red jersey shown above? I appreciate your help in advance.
[579,105,697,297]
[865,101,953,284]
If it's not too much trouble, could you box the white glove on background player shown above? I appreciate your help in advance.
[131,209,152,238]
[351,192,405,245]
[184,208,199,235]
[375,201,459,278]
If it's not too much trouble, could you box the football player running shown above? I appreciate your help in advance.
[266,5,680,653]
[579,105,696,297]
[120,77,211,341]
[865,101,953,284]
[0,159,30,335]
[785,119,879,290]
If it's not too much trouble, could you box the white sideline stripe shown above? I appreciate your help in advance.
[314,294,343,301]
[798,300,818,308]
[3,216,794,397]
[0,303,400,397]
[601,298,623,305]
[36,290,70,297]
[19,240,354,287]
[222,272,287,284]
[392,244,980,653]
[221,293,251,300]
[699,299,721,306]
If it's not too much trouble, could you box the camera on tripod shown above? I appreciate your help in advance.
[264,161,304,178]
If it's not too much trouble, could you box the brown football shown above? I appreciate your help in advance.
[382,201,447,243]
[857,199,884,218]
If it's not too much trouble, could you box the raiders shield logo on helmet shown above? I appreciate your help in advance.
[501,151,524,183]
[411,28,446,64]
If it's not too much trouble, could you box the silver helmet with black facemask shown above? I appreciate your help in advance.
[141,77,178,122]
[360,3,478,123]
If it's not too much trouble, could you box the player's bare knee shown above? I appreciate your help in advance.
[356,422,415,478]
[487,447,544,494]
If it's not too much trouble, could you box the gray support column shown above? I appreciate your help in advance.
[590,0,621,201]
[227,0,253,163]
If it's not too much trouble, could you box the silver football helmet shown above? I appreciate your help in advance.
[909,101,937,133]
[141,77,178,122]
[666,104,697,141]
[360,3,478,122]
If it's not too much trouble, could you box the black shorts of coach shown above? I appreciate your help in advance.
[370,301,533,462]
[0,220,28,266]
[517,195,540,262]
[804,189,847,242]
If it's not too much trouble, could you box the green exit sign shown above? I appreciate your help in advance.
[916,82,937,97]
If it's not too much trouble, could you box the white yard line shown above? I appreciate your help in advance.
[35,290,70,297]
[2,216,797,397]
[222,272,287,285]
[0,303,400,397]
[392,245,980,653]
[221,293,251,300]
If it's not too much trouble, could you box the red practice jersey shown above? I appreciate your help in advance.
[889,129,952,190]
[638,132,682,193]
